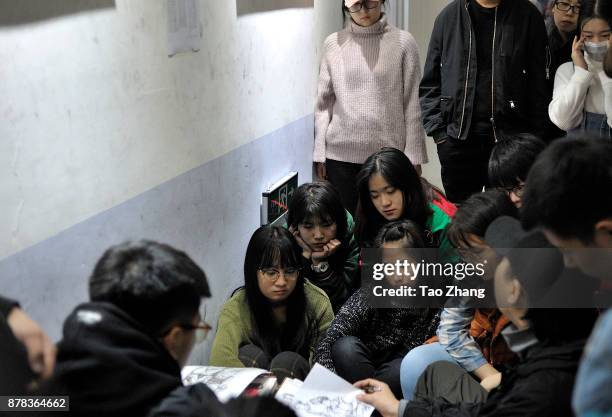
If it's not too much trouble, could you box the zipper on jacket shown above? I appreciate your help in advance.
[545,45,551,80]
[458,2,473,139]
[490,6,499,143]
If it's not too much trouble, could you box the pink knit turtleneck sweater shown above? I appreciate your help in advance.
[313,15,428,166]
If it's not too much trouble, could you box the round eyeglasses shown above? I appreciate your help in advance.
[258,267,301,282]
[555,1,581,14]
[348,0,380,13]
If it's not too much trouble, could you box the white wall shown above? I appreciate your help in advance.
[408,0,451,190]
[0,0,341,260]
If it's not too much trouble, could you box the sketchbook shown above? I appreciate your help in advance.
[276,364,374,417]
[181,366,270,402]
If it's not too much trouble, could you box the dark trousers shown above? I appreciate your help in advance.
[325,159,363,216]
[436,133,495,205]
[238,344,310,382]
[331,336,404,398]
[414,361,488,404]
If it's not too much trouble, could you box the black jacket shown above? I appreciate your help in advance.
[44,302,222,417]
[420,0,551,141]
[403,339,585,417]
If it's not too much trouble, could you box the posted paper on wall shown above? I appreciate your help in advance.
[167,0,201,56]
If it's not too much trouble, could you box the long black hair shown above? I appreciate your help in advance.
[243,226,317,358]
[287,181,348,248]
[355,147,432,244]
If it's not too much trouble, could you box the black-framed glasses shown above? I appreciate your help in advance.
[160,305,213,344]
[555,1,581,14]
[500,183,525,198]
[348,0,381,13]
[259,267,301,282]
[178,321,212,344]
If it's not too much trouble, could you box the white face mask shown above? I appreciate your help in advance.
[584,41,609,62]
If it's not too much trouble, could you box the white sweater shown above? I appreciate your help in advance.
[549,54,612,131]
[313,15,427,165]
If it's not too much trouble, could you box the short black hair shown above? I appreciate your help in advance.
[447,189,518,248]
[287,182,348,248]
[488,133,547,190]
[89,240,210,336]
[521,137,612,241]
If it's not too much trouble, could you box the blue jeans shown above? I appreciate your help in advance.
[569,112,612,139]
[400,342,456,400]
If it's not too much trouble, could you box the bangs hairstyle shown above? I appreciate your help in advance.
[247,226,302,272]
[374,220,426,248]
[580,13,612,31]
[243,226,316,358]
[287,182,348,246]
[488,134,547,189]
[356,147,431,244]
[446,189,518,249]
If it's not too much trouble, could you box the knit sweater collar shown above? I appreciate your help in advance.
[348,13,387,35]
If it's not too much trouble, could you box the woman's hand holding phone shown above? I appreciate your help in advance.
[572,35,588,70]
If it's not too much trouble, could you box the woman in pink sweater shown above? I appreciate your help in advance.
[314,0,427,215]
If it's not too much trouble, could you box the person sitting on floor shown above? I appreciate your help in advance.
[44,240,219,416]
[286,182,360,313]
[399,190,518,400]
[487,134,547,209]
[355,217,598,417]
[209,226,334,382]
[314,220,441,398]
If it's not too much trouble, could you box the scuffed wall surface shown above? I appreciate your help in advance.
[1,0,340,259]
[0,115,314,365]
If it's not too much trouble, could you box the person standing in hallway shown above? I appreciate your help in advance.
[547,0,590,76]
[548,14,612,138]
[420,0,550,204]
[314,0,428,215]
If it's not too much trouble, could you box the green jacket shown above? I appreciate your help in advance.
[209,281,334,368]
[425,203,456,263]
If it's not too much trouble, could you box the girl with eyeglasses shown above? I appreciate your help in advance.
[209,226,333,381]
[286,182,360,313]
[549,11,612,138]
[547,0,589,78]
[313,0,428,215]
[487,133,547,209]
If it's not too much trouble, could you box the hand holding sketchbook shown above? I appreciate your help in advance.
[276,364,374,417]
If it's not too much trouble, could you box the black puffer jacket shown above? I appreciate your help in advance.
[420,0,551,141]
[43,302,223,417]
[403,339,585,417]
